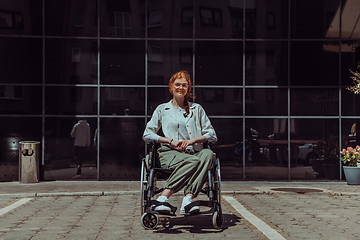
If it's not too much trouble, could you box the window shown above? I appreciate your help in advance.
[0,10,23,29]
[148,45,163,62]
[75,11,84,27]
[72,48,81,62]
[180,48,192,64]
[0,86,23,99]
[108,11,132,36]
[266,12,275,29]
[200,7,222,26]
[148,11,163,28]
[181,8,193,24]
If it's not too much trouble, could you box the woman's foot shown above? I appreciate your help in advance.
[154,196,171,213]
[180,195,200,215]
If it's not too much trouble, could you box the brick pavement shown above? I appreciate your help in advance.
[1,180,360,239]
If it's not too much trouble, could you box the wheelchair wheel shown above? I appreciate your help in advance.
[141,213,159,230]
[212,206,224,229]
[214,158,222,204]
[140,157,148,215]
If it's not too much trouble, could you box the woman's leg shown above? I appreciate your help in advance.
[183,148,215,197]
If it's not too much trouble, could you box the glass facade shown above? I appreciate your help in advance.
[0,0,359,181]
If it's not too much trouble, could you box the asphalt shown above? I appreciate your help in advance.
[1,180,360,197]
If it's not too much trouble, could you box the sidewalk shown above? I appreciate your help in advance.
[1,180,359,197]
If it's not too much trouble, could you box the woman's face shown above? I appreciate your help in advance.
[171,78,189,98]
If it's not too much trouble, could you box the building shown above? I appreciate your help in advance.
[0,0,359,181]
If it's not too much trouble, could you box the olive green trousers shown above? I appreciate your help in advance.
[157,145,215,197]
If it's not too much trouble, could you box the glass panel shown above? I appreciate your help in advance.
[0,86,42,115]
[148,0,192,38]
[291,0,340,39]
[100,0,145,38]
[100,40,145,85]
[342,88,359,116]
[99,117,144,180]
[246,41,288,86]
[100,87,144,115]
[246,118,289,180]
[147,87,172,115]
[340,0,359,40]
[148,40,193,83]
[291,118,340,180]
[0,0,42,36]
[290,41,339,86]
[45,0,98,37]
[0,117,42,181]
[0,38,42,84]
[341,40,359,86]
[45,87,97,115]
[45,39,98,84]
[195,41,243,85]
[44,117,97,180]
[291,88,339,116]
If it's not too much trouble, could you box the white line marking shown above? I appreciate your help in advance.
[223,196,286,240]
[0,198,33,216]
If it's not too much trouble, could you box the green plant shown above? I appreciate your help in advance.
[347,65,360,94]
[341,146,360,167]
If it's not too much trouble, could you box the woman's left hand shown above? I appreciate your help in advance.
[176,139,196,152]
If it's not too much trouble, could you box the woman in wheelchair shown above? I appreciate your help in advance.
[142,70,217,215]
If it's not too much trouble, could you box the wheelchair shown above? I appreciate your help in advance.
[140,141,223,230]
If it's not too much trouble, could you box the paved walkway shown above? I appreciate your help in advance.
[0,180,359,197]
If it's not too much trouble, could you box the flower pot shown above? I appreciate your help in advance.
[343,166,360,185]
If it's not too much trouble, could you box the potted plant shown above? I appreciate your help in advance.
[341,146,360,185]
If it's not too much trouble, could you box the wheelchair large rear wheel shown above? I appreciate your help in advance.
[214,158,222,204]
[140,157,148,215]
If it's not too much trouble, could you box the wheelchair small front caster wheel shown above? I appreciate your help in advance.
[212,211,223,229]
[141,213,159,230]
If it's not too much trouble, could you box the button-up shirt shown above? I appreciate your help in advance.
[143,100,217,152]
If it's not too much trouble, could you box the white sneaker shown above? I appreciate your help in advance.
[154,196,171,213]
[180,196,200,215]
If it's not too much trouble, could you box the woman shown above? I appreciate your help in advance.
[142,70,217,214]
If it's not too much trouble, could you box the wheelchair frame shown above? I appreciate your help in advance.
[140,141,223,230]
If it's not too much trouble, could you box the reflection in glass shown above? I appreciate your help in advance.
[0,86,42,115]
[342,88,360,116]
[291,0,339,39]
[100,0,145,38]
[99,117,144,180]
[0,117,41,181]
[147,0,192,38]
[290,41,339,86]
[100,40,145,85]
[0,38,42,84]
[147,87,171,115]
[46,39,98,84]
[291,88,339,116]
[100,87,144,115]
[45,0,97,37]
[195,41,243,85]
[291,118,339,180]
[44,117,97,180]
[246,41,288,86]
[148,41,193,84]
[0,0,42,35]
[45,87,97,115]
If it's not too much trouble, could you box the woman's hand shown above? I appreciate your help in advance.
[176,139,196,152]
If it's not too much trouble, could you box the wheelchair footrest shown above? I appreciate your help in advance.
[184,200,213,214]
[147,200,177,216]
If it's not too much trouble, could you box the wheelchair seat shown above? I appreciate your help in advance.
[140,141,223,230]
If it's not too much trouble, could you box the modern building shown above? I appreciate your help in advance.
[0,0,359,181]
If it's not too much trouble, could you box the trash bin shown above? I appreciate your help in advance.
[19,141,40,183]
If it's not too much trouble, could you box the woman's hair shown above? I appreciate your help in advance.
[169,70,194,117]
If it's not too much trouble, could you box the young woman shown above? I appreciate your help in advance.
[142,70,217,214]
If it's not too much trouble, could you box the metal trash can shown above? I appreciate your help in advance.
[19,141,40,183]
